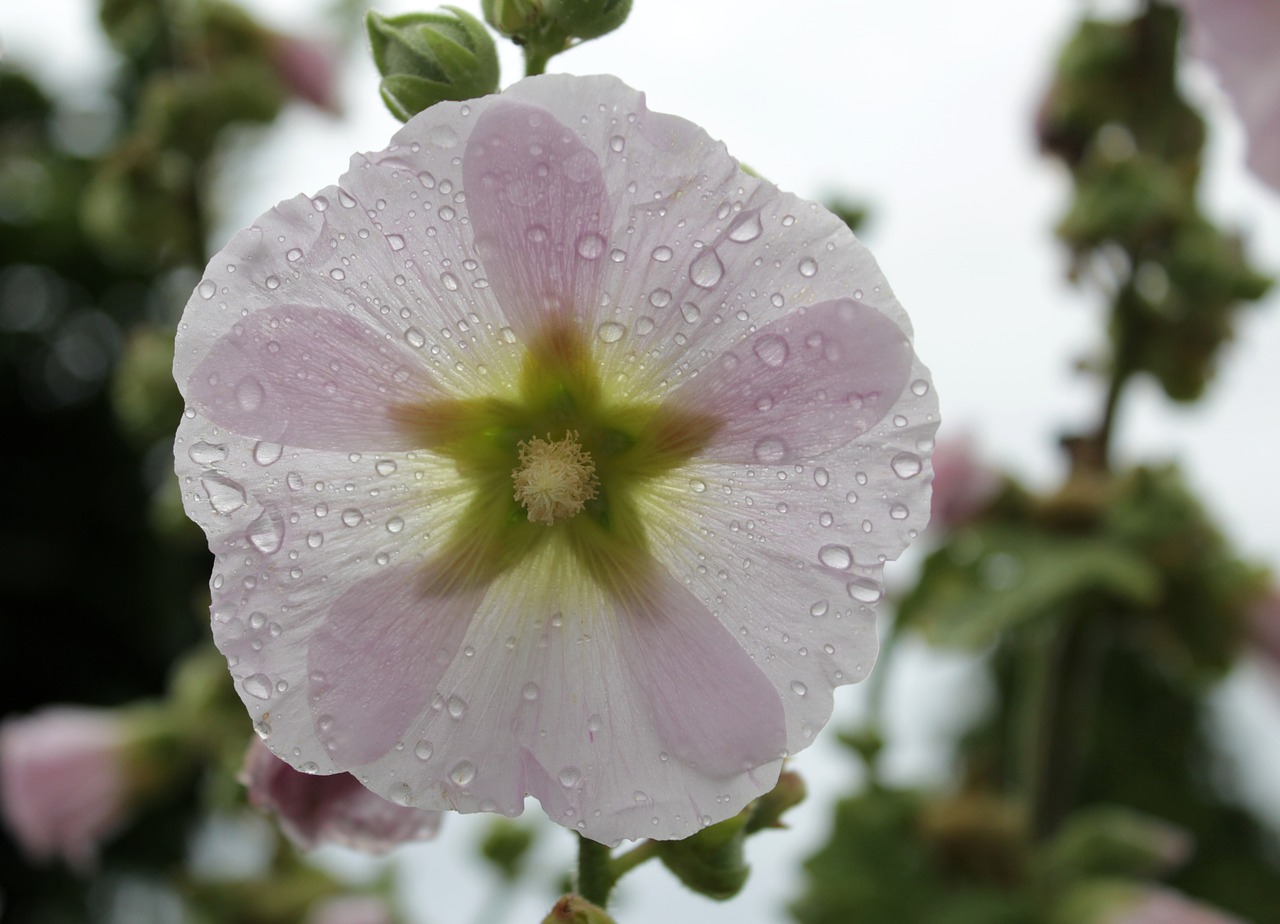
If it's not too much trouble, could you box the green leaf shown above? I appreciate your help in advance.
[657,812,750,900]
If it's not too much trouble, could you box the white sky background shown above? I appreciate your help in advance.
[6,0,1280,921]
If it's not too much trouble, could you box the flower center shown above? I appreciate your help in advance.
[512,430,599,525]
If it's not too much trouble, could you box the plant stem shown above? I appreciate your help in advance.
[576,834,614,907]
[610,840,660,880]
[524,44,552,76]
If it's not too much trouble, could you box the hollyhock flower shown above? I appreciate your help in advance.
[0,707,137,867]
[174,73,937,843]
[1179,0,1280,189]
[241,739,440,852]
[928,436,1000,531]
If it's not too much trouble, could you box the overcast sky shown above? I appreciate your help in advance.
[5,1,1280,921]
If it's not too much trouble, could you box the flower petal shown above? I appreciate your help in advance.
[186,305,439,452]
[461,99,612,338]
[662,298,914,464]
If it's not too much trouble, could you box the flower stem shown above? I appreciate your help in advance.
[523,44,552,77]
[610,840,660,880]
[576,834,614,907]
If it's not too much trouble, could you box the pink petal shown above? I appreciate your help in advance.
[462,99,612,339]
[614,567,787,776]
[1182,0,1280,189]
[664,298,913,464]
[306,568,482,765]
[186,305,437,452]
[241,739,439,853]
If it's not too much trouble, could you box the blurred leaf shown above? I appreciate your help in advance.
[658,811,750,900]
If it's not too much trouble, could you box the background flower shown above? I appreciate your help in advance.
[174,73,936,844]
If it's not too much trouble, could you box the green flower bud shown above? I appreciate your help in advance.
[541,895,616,924]
[545,0,631,41]
[482,0,545,37]
[366,7,500,121]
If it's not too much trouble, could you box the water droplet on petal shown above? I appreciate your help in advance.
[891,451,923,479]
[242,674,272,700]
[911,378,930,396]
[651,245,673,262]
[414,740,434,760]
[680,302,701,323]
[198,280,217,299]
[525,224,548,243]
[449,761,476,785]
[341,508,364,527]
[890,503,910,520]
[790,680,808,696]
[521,682,539,701]
[753,334,789,367]
[558,766,581,787]
[753,437,787,463]
[202,474,246,514]
[253,441,283,466]
[189,441,228,465]
[576,232,606,260]
[405,327,426,348]
[810,600,829,617]
[247,510,284,554]
[813,468,830,487]
[649,288,672,308]
[375,459,397,476]
[689,249,724,288]
[597,321,625,343]
[447,695,467,718]
[386,517,405,534]
[847,578,883,603]
[609,135,626,152]
[818,544,853,570]
[728,211,763,242]
[387,234,406,251]
[235,376,264,412]
[389,782,413,805]
[798,257,818,277]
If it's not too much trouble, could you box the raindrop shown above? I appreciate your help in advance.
[609,135,626,153]
[890,503,910,520]
[247,511,284,554]
[819,511,835,526]
[387,234,406,251]
[386,517,405,534]
[689,478,707,493]
[285,248,303,263]
[235,376,264,412]
[790,680,808,696]
[753,334,789,368]
[576,232,606,260]
[329,268,346,281]
[241,674,272,700]
[911,378,930,397]
[810,600,829,617]
[847,578,883,603]
[202,474,246,514]
[525,224,548,243]
[680,302,701,323]
[438,205,456,221]
[813,468,830,487]
[306,530,324,549]
[198,280,216,299]
[287,472,305,491]
[405,327,426,348]
[521,682,539,701]
[375,459,398,476]
[447,695,467,719]
[752,437,787,463]
[441,272,459,291]
[253,441,283,466]
[818,544,853,570]
[649,288,672,308]
[312,195,330,211]
[449,761,476,785]
[389,783,412,805]
[417,171,436,189]
[597,321,625,343]
[341,508,364,527]
[414,740,434,761]
[890,451,923,479]
[558,766,581,787]
[689,249,725,288]
[727,211,763,243]
[651,245,673,262]
[188,441,228,465]
[798,257,818,277]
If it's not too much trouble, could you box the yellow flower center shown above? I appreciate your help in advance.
[512,431,599,525]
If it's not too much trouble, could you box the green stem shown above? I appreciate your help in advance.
[576,834,614,907]
[523,43,553,76]
[610,840,660,881]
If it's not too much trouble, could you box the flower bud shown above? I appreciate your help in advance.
[481,0,544,37]
[541,895,616,924]
[544,0,631,42]
[366,7,499,121]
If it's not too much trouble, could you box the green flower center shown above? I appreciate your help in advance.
[392,322,719,597]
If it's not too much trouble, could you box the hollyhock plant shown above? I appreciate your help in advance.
[174,73,936,844]
[1179,0,1280,189]
[0,707,141,867]
[242,738,440,852]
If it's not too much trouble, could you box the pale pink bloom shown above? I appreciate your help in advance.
[0,707,134,868]
[306,897,396,924]
[1180,0,1280,189]
[174,74,936,843]
[268,33,341,114]
[241,739,439,853]
[1102,886,1246,924]
[928,437,999,531]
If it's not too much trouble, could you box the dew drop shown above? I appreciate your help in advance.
[521,682,539,701]
[446,695,467,719]
[810,600,829,617]
[558,766,582,787]
[798,257,818,277]
[329,268,346,281]
[306,530,324,549]
[189,441,228,465]
[597,321,625,343]
[609,135,626,153]
[689,478,707,493]
[727,211,763,242]
[253,441,283,466]
[386,234,406,251]
[286,248,303,263]
[813,467,830,487]
[525,224,548,243]
[890,503,910,520]
[449,761,476,785]
[911,378,931,397]
[649,288,672,308]
[198,279,216,299]
[689,249,725,288]
[375,459,398,476]
[414,740,434,761]
[890,451,923,479]
[441,272,459,291]
[752,437,787,463]
[847,578,883,603]
[241,674,273,700]
[247,511,284,554]
[202,474,246,514]
[651,245,673,262]
[235,376,264,412]
[341,508,364,527]
[818,544,853,570]
[790,680,808,697]
[576,232,606,260]
[680,302,701,323]
[753,334,789,368]
[389,782,413,805]
[405,327,426,348]
[386,516,405,534]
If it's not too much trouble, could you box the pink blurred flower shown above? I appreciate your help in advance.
[928,437,1000,530]
[306,897,396,924]
[1103,885,1246,924]
[268,33,341,114]
[1180,0,1280,189]
[174,74,936,843]
[0,707,136,868]
[242,739,439,853]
